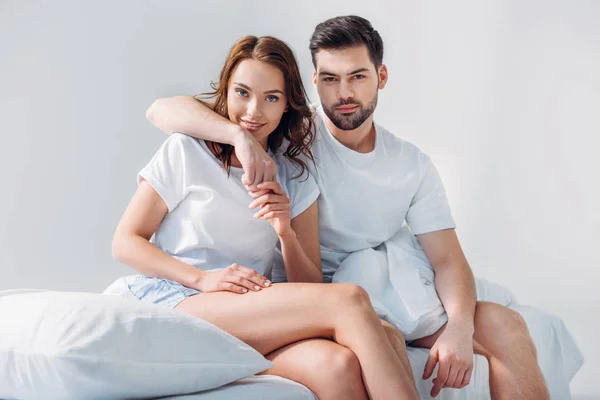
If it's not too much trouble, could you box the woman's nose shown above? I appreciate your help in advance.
[247,98,263,119]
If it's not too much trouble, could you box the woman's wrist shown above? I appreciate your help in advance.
[278,228,297,243]
[186,268,208,291]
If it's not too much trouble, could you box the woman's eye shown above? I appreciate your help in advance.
[266,95,279,103]
[235,88,249,97]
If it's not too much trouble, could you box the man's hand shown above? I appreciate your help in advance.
[423,322,474,397]
[232,129,277,189]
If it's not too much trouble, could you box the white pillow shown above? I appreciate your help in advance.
[0,290,272,399]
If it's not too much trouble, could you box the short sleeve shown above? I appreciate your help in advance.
[278,159,320,219]
[137,134,188,212]
[405,156,456,235]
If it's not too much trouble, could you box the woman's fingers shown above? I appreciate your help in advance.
[218,281,248,294]
[254,203,286,219]
[248,193,288,210]
[255,181,285,195]
[229,264,271,288]
[231,275,263,292]
[261,211,287,220]
[247,189,271,199]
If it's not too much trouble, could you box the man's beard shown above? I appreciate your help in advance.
[322,92,378,131]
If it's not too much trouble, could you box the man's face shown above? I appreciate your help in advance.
[313,45,387,131]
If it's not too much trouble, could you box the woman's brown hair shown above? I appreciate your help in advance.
[196,35,315,178]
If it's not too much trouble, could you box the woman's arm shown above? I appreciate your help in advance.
[249,182,322,283]
[146,96,276,187]
[111,180,206,288]
[280,201,322,283]
[112,180,272,293]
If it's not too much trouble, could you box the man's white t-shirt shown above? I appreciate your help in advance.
[139,133,319,277]
[273,107,456,282]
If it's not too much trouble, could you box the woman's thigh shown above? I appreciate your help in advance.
[174,282,352,355]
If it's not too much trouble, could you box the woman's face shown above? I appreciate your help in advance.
[227,59,288,147]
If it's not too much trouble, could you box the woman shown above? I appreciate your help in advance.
[106,36,417,400]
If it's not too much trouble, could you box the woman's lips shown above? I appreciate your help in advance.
[241,120,266,132]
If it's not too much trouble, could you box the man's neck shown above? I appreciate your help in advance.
[324,114,376,153]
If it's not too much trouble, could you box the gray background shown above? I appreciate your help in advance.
[1,1,598,397]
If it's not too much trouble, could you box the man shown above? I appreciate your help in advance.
[146,15,549,399]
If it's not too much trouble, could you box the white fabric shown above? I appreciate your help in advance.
[0,290,272,400]
[272,107,455,282]
[140,133,319,277]
[162,375,318,400]
[331,225,521,340]
[332,225,447,340]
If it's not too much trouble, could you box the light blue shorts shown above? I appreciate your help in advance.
[103,275,201,309]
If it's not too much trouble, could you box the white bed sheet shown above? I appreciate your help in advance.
[160,375,317,400]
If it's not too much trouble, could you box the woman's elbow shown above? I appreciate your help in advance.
[111,233,130,264]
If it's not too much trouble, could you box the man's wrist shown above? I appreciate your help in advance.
[447,315,475,335]
[230,125,251,147]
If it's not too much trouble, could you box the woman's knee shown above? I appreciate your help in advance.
[327,345,362,381]
[315,345,365,397]
[265,340,365,399]
[330,283,371,308]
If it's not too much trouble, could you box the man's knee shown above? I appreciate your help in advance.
[475,302,535,355]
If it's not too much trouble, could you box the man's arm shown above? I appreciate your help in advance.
[417,228,476,397]
[417,228,476,327]
[146,96,277,187]
[146,96,239,143]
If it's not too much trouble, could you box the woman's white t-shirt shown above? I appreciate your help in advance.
[138,133,319,276]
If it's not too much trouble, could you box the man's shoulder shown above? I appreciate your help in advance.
[375,123,429,162]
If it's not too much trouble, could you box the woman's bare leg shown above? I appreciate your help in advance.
[380,319,415,382]
[175,283,418,400]
[253,320,417,400]
[259,338,368,400]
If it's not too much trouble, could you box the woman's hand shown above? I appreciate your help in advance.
[247,181,292,237]
[198,264,271,294]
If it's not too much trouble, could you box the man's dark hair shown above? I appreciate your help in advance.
[309,15,384,69]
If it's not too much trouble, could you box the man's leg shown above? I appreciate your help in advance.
[410,301,550,399]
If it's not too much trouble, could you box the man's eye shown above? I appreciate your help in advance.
[266,95,279,103]
[354,74,365,80]
[235,88,249,97]
[323,77,337,82]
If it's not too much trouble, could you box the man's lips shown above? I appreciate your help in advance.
[336,105,359,112]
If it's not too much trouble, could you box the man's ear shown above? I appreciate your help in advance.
[312,71,317,86]
[378,65,388,89]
